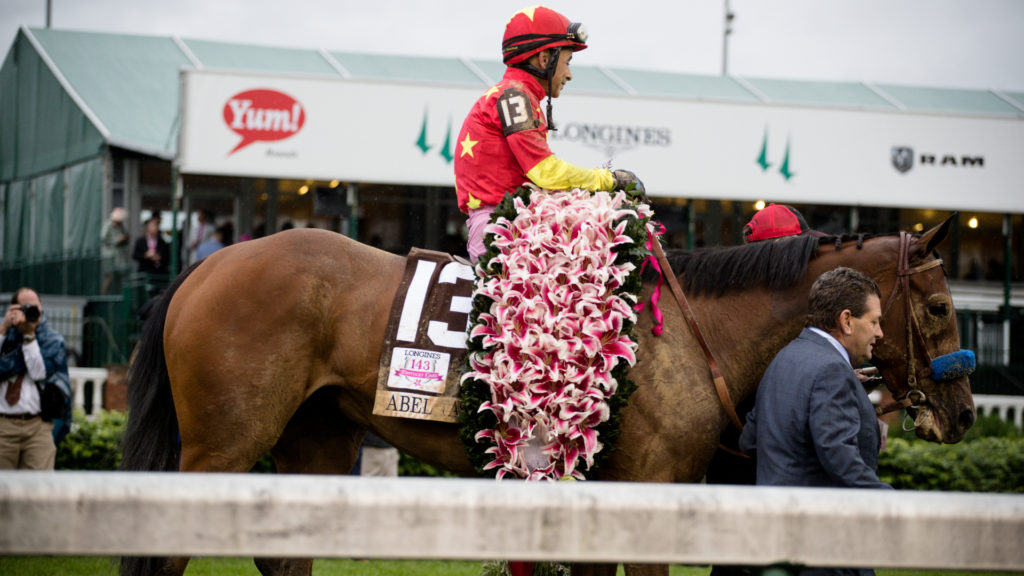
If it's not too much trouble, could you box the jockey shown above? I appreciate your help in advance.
[454,5,645,262]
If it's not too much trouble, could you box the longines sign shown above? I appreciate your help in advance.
[178,69,1024,213]
[550,123,672,157]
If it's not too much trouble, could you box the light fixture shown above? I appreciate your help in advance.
[298,185,309,195]
[968,217,979,229]
[329,180,340,188]
[754,200,765,211]
[913,222,924,232]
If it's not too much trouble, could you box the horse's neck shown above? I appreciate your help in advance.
[694,287,812,406]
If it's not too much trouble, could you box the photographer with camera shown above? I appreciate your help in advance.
[0,287,71,469]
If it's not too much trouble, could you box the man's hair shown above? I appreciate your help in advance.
[10,287,37,305]
[806,267,881,330]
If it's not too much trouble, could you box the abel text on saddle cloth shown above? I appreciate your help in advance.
[374,248,475,423]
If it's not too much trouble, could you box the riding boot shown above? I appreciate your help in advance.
[509,561,534,576]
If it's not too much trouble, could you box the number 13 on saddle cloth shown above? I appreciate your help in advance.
[374,248,475,423]
[375,187,657,481]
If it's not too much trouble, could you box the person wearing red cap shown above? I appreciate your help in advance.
[743,203,823,243]
[454,6,644,262]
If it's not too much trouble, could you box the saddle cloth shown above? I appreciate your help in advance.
[373,248,475,423]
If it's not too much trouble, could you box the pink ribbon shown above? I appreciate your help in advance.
[633,222,666,336]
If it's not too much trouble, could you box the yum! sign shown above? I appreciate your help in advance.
[223,89,305,155]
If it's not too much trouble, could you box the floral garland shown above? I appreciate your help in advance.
[459,186,655,481]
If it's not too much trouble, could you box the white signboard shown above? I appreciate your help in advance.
[178,69,1024,213]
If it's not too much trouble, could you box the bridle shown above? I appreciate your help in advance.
[874,231,946,419]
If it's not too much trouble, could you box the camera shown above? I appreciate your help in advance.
[20,304,41,323]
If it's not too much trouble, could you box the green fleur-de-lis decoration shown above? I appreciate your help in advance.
[779,137,795,181]
[757,128,772,171]
[416,109,431,154]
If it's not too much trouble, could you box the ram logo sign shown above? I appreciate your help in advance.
[223,89,305,155]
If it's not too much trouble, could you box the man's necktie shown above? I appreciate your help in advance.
[4,373,25,406]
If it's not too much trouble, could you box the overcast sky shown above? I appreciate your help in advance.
[3,0,1024,92]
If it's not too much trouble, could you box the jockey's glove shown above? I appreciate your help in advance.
[612,170,647,201]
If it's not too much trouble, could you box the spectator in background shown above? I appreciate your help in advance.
[188,209,215,264]
[196,224,227,261]
[0,288,72,469]
[132,214,171,274]
[100,207,131,294]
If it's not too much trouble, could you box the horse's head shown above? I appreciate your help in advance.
[870,216,976,443]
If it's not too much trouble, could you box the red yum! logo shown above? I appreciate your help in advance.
[223,89,305,155]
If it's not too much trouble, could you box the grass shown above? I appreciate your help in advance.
[0,558,1021,576]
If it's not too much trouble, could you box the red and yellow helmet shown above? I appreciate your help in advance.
[502,6,588,65]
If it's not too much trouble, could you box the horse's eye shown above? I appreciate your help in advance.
[928,302,950,318]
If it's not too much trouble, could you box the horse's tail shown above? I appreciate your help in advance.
[120,262,203,474]
[120,262,202,576]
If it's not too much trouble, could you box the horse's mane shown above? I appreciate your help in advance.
[645,232,906,297]
[639,234,809,296]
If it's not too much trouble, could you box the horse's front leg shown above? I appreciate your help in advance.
[254,557,313,576]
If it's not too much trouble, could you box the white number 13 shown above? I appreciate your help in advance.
[500,94,529,127]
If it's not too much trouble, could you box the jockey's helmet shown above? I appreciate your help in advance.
[502,6,588,70]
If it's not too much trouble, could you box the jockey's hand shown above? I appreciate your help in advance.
[612,170,647,201]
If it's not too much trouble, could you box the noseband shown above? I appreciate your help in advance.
[875,231,974,419]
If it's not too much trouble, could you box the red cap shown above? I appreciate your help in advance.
[502,6,588,65]
[743,204,811,242]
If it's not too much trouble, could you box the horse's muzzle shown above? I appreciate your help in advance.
[931,349,976,381]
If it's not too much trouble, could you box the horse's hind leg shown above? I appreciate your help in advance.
[269,386,364,475]
[252,387,365,576]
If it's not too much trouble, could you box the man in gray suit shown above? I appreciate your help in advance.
[740,266,890,573]
[740,266,891,487]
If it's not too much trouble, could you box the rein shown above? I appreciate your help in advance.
[650,240,744,430]
[875,231,944,418]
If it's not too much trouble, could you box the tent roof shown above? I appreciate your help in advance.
[9,26,1024,162]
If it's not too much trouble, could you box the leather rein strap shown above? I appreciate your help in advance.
[651,240,744,430]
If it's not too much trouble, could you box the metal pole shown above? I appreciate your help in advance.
[170,167,182,278]
[722,0,734,76]
[1003,213,1012,365]
[46,0,52,28]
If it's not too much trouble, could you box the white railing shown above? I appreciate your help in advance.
[974,394,1024,429]
[0,472,1021,570]
[68,367,108,418]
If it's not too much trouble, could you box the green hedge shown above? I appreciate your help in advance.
[877,413,1023,493]
[56,410,125,471]
[59,410,1023,493]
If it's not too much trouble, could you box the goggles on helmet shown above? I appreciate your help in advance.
[565,22,588,45]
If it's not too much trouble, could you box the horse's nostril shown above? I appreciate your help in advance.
[959,408,976,433]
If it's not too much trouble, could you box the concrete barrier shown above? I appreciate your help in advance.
[1,472,1021,570]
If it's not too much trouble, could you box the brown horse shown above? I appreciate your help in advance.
[120,216,975,576]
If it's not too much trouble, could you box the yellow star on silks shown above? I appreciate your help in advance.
[467,194,482,210]
[507,6,539,24]
[483,85,501,99]
[460,133,479,158]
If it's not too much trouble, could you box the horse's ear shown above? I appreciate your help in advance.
[915,213,956,257]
